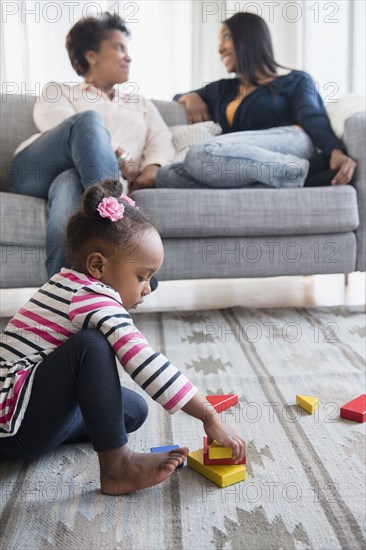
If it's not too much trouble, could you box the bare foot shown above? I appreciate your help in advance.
[98,445,189,495]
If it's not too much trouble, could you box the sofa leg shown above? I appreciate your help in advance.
[344,273,349,287]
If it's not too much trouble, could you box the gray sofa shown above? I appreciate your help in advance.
[0,94,365,288]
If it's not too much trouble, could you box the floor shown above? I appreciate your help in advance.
[0,272,365,317]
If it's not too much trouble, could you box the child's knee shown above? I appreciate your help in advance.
[123,390,149,432]
[75,329,111,353]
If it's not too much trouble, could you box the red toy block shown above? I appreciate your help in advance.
[203,437,246,465]
[206,394,238,413]
[340,394,366,423]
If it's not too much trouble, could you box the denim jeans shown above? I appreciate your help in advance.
[9,111,119,277]
[156,126,316,189]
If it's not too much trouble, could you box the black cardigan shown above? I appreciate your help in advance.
[174,70,345,156]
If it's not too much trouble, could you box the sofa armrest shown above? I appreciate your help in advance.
[343,112,366,271]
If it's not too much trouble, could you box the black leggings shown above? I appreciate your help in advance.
[304,152,337,187]
[0,330,148,459]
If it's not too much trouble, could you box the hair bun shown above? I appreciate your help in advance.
[101,179,123,197]
[82,179,123,217]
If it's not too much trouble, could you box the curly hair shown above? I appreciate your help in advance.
[66,180,158,269]
[66,12,130,76]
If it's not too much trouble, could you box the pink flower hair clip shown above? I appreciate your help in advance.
[120,194,139,209]
[97,197,125,222]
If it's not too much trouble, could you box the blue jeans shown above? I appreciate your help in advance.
[156,126,316,189]
[9,111,119,277]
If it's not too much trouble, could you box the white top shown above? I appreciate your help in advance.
[15,82,175,170]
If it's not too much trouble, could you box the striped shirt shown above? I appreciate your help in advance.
[0,269,197,437]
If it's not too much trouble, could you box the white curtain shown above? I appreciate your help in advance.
[191,0,228,90]
[0,0,194,100]
[1,0,364,100]
[126,1,193,99]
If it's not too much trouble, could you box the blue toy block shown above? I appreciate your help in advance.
[150,445,184,468]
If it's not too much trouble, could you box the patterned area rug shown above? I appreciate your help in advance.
[1,306,365,550]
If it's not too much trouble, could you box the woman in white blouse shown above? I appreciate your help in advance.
[9,12,175,277]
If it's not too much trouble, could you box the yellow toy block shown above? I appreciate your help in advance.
[296,394,319,414]
[208,440,233,460]
[187,449,246,488]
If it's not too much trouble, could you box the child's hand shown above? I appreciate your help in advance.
[204,417,246,463]
[181,392,246,463]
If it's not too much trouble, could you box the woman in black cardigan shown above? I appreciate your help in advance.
[153,12,356,190]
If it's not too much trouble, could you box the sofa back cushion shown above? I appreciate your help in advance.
[0,95,38,189]
[151,99,187,126]
[0,94,187,190]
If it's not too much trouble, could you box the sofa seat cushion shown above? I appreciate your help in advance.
[0,192,47,244]
[132,186,359,238]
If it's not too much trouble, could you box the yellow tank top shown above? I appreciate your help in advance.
[226,84,257,127]
[226,97,240,127]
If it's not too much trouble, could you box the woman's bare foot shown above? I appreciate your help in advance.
[98,445,189,495]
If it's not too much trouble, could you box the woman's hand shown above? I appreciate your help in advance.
[120,160,141,183]
[115,148,141,183]
[128,164,160,193]
[329,149,357,185]
[203,415,246,463]
[178,93,211,124]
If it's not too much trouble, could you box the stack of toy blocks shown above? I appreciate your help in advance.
[188,437,246,488]
[188,394,246,487]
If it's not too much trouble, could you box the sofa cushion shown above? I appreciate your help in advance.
[171,121,222,162]
[158,233,357,280]
[0,185,359,246]
[0,192,47,244]
[326,94,365,138]
[132,186,359,238]
[151,99,187,127]
[0,95,38,190]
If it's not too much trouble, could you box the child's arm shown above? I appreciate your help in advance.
[181,392,246,463]
[69,282,245,459]
[69,283,198,413]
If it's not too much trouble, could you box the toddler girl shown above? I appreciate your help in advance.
[0,179,245,495]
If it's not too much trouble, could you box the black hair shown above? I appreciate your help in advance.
[66,180,158,269]
[66,12,130,76]
[224,12,287,84]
